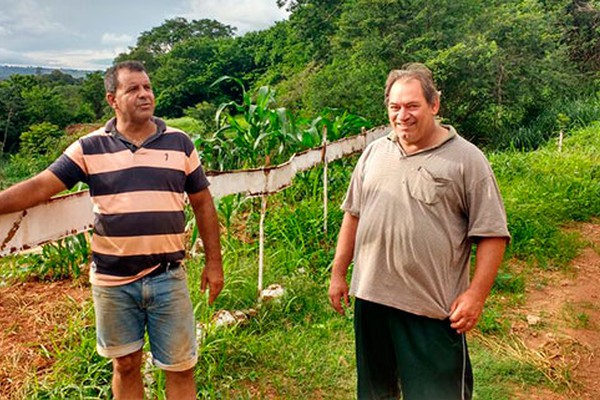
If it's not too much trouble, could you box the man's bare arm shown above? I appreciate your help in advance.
[328,212,359,315]
[0,170,67,214]
[188,188,224,305]
[449,236,507,333]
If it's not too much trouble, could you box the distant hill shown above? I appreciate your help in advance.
[0,65,98,80]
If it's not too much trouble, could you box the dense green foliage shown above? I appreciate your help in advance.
[195,76,370,170]
[0,71,107,155]
[1,0,599,157]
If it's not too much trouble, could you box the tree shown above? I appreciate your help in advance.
[80,71,109,120]
[115,17,236,72]
[153,37,255,117]
[137,17,235,54]
[429,0,581,147]
[39,70,78,86]
[0,75,37,153]
[21,86,72,128]
[564,0,600,73]
[18,122,64,156]
[284,0,344,63]
[292,0,588,147]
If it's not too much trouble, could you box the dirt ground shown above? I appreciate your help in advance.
[0,279,89,399]
[510,221,600,399]
[0,222,599,399]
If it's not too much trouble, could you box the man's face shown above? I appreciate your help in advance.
[387,79,439,149]
[107,68,155,124]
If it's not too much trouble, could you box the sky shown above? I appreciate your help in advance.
[0,0,290,71]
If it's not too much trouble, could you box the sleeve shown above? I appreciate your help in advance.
[184,144,210,194]
[341,153,367,217]
[47,140,88,189]
[465,160,510,240]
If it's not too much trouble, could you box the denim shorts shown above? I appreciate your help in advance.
[91,266,197,372]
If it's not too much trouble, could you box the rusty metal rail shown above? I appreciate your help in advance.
[0,126,388,256]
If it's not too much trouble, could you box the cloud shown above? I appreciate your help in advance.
[0,47,39,66]
[0,0,71,37]
[101,33,134,46]
[184,0,289,34]
[0,0,288,69]
[19,49,120,70]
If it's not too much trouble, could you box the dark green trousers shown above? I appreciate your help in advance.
[354,298,473,400]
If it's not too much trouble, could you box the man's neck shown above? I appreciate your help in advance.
[116,118,156,145]
[401,125,449,155]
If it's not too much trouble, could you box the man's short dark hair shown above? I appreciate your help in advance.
[384,63,440,107]
[104,61,147,94]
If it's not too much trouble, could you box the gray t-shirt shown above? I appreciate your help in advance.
[342,125,510,319]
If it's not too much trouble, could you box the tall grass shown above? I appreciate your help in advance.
[492,122,600,267]
[10,122,600,399]
[494,94,600,151]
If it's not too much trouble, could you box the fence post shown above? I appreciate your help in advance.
[322,126,328,237]
[258,194,267,294]
[558,130,564,152]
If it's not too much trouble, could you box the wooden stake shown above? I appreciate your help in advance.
[558,130,564,152]
[258,194,267,293]
[322,126,328,236]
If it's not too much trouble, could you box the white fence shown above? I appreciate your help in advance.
[0,126,388,257]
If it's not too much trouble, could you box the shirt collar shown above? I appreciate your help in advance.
[104,117,166,148]
[386,124,457,154]
[104,117,166,135]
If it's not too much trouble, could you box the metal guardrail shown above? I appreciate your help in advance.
[0,126,388,256]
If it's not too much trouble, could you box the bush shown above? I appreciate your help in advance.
[19,122,64,156]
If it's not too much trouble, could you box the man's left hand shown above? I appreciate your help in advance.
[449,289,486,334]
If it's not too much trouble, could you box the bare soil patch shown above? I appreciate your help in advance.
[0,279,89,399]
[510,221,600,399]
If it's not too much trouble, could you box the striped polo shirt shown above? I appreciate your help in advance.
[48,117,209,284]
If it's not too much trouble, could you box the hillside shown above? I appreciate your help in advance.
[0,64,96,80]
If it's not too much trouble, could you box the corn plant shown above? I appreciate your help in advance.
[18,233,90,281]
[197,76,299,170]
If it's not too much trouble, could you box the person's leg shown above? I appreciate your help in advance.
[92,282,146,399]
[354,298,400,400]
[112,349,144,399]
[388,308,473,400]
[146,266,198,398]
[165,368,196,400]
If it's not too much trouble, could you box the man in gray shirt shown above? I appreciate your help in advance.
[328,63,510,400]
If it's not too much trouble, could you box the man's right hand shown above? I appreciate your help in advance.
[328,274,350,315]
[328,212,358,316]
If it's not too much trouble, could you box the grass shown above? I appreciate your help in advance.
[474,332,581,395]
[561,302,592,330]
[492,124,600,268]
[1,122,599,398]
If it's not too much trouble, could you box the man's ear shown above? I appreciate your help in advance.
[431,95,441,116]
[106,92,116,109]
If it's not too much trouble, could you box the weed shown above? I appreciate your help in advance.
[562,302,592,329]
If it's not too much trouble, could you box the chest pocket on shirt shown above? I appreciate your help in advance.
[408,166,451,205]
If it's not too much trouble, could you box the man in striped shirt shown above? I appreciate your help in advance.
[0,61,223,399]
